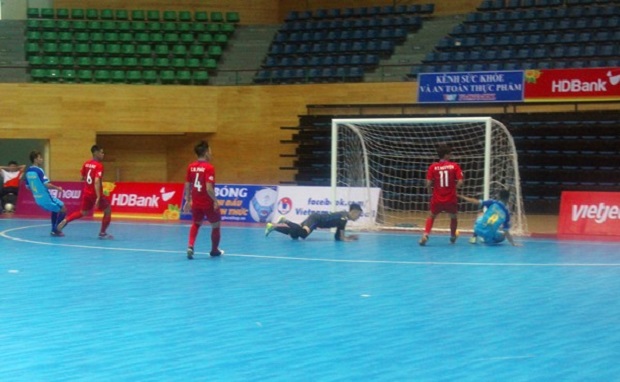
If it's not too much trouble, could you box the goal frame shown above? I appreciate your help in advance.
[330,116,526,233]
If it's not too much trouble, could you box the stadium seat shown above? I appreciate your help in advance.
[132,10,146,21]
[194,11,208,22]
[77,69,93,82]
[85,9,99,20]
[143,70,158,84]
[40,8,54,19]
[160,70,175,84]
[193,71,209,85]
[27,8,40,18]
[110,70,126,83]
[226,12,240,23]
[116,10,129,20]
[176,70,192,84]
[94,70,111,82]
[211,12,224,23]
[147,10,161,21]
[163,11,177,22]
[100,9,114,20]
[179,11,192,22]
[61,69,76,83]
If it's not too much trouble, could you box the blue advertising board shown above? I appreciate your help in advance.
[418,71,524,103]
[181,184,278,223]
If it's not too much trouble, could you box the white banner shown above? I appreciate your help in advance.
[273,186,381,229]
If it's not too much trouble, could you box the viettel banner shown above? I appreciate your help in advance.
[105,182,184,219]
[558,191,620,237]
[16,181,91,217]
[524,67,620,101]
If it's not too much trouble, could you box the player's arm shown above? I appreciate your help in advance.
[425,179,432,194]
[206,182,219,210]
[335,220,358,241]
[458,195,481,205]
[182,181,191,212]
[94,176,102,204]
[44,182,63,192]
[504,230,522,247]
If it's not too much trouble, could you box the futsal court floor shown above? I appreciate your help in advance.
[1,217,619,381]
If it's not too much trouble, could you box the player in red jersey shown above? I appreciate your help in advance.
[57,145,113,239]
[183,140,223,259]
[419,143,464,246]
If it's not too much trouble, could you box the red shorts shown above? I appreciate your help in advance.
[430,201,458,215]
[192,206,221,224]
[81,194,111,212]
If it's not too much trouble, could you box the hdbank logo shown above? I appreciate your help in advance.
[112,188,176,207]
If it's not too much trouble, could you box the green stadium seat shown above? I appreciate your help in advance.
[31,68,46,82]
[225,12,240,23]
[59,43,73,55]
[132,10,146,21]
[46,68,61,82]
[91,43,105,55]
[106,44,121,55]
[177,23,191,33]
[150,33,164,45]
[104,32,119,42]
[94,70,111,82]
[134,33,149,44]
[162,22,176,33]
[120,44,136,56]
[58,31,73,41]
[75,43,90,55]
[194,11,208,22]
[72,20,87,32]
[90,32,104,43]
[42,31,57,42]
[117,21,131,32]
[207,45,222,59]
[93,57,108,67]
[70,9,85,19]
[29,55,44,66]
[87,21,102,31]
[160,70,175,84]
[123,57,138,68]
[147,10,161,21]
[41,19,56,30]
[111,70,126,82]
[116,10,129,20]
[197,33,213,44]
[43,42,59,55]
[25,42,40,57]
[155,57,170,68]
[214,34,228,46]
[179,11,192,22]
[56,20,72,31]
[147,22,162,32]
[139,57,154,68]
[221,23,235,35]
[193,70,209,85]
[191,23,206,33]
[101,21,116,31]
[206,23,221,34]
[109,57,123,67]
[189,45,205,57]
[203,58,217,71]
[27,8,40,18]
[43,56,59,67]
[172,57,186,69]
[187,57,200,69]
[136,45,152,56]
[180,33,194,44]
[177,70,192,84]
[73,32,88,42]
[131,21,147,32]
[26,19,40,30]
[163,33,179,44]
[61,69,76,82]
[172,45,187,56]
[86,9,99,20]
[163,11,177,21]
[100,9,114,20]
[143,70,158,84]
[119,32,133,43]
[26,31,41,41]
[77,56,92,67]
[41,8,55,19]
[59,56,75,67]
[77,69,93,82]
[210,12,224,23]
[56,8,69,19]
[126,70,142,83]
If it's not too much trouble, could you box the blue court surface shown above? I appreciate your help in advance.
[1,217,620,381]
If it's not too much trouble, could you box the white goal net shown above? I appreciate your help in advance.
[331,117,528,235]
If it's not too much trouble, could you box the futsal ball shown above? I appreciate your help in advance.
[4,203,15,213]
[249,188,278,222]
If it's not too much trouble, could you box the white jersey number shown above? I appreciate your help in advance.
[193,173,203,192]
[439,170,450,188]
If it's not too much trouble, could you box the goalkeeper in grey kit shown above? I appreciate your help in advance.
[265,203,363,241]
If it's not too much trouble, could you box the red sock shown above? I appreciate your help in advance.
[188,223,200,247]
[424,217,434,235]
[450,218,458,237]
[211,227,221,252]
[100,213,111,234]
[66,211,83,223]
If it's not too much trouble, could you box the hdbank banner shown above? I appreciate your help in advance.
[524,67,620,101]
[274,186,381,229]
[16,181,91,217]
[558,191,620,238]
[180,185,279,223]
[418,71,524,103]
[107,182,184,219]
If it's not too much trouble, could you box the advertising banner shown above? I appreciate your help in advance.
[273,186,381,229]
[524,67,620,101]
[418,71,524,103]
[16,181,91,217]
[558,191,620,238]
[180,184,279,223]
[106,182,184,219]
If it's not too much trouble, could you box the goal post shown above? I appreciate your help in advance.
[331,117,528,235]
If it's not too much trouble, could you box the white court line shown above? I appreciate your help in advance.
[2,223,620,267]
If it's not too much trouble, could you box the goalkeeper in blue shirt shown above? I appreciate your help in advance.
[24,150,67,236]
[459,190,521,246]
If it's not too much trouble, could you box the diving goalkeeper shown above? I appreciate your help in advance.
[458,190,521,246]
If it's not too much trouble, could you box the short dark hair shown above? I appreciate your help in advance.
[437,143,452,159]
[349,203,362,212]
[8,160,18,166]
[499,189,510,202]
[194,140,209,157]
[91,145,102,154]
[29,151,41,163]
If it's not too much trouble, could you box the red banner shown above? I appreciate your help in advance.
[524,67,620,101]
[15,181,91,217]
[106,182,184,219]
[558,191,620,238]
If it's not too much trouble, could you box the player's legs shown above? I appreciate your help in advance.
[187,208,205,259]
[98,197,112,238]
[420,209,437,246]
[205,208,223,256]
[59,195,96,231]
